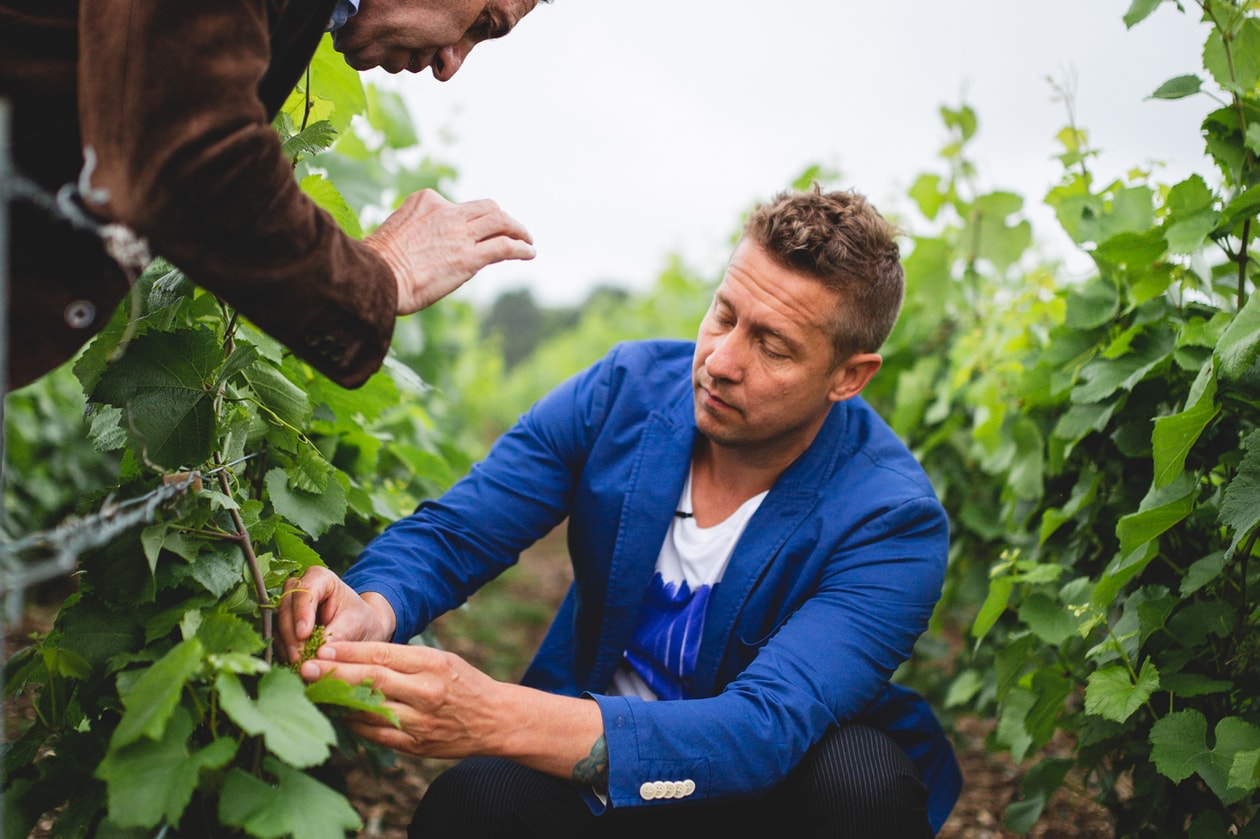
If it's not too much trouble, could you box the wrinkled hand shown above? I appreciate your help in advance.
[296,641,506,758]
[277,567,395,664]
[365,189,535,315]
[298,641,606,778]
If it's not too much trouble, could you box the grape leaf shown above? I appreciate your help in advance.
[305,676,399,724]
[1220,429,1260,558]
[1085,659,1159,723]
[91,328,223,469]
[1124,0,1167,28]
[219,759,361,839]
[265,467,348,539]
[1150,73,1202,99]
[215,669,335,768]
[1151,712,1260,803]
[97,706,237,829]
[1152,357,1219,488]
[110,639,204,749]
[1216,292,1260,380]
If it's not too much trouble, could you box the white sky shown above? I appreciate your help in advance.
[372,1,1213,307]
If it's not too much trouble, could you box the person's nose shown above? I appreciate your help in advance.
[704,332,744,383]
[431,43,469,81]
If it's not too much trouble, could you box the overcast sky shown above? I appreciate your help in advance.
[373,1,1213,306]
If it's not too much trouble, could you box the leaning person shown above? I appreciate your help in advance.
[0,0,542,391]
[280,186,963,837]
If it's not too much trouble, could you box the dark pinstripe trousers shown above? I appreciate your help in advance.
[408,724,934,838]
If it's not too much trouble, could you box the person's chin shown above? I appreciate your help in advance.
[332,40,378,71]
[343,53,379,71]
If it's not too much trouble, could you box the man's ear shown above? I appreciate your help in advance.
[828,353,882,402]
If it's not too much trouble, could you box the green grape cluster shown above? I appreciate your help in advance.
[290,624,326,670]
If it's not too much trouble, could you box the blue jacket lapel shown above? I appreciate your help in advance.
[691,401,850,697]
[591,404,695,689]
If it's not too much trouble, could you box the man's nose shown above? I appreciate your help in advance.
[431,43,468,81]
[705,333,744,382]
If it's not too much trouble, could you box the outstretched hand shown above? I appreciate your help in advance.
[294,640,605,782]
[277,567,396,664]
[365,189,536,315]
[295,641,505,758]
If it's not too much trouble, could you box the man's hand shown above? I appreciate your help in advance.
[277,567,396,664]
[296,641,605,782]
[365,189,535,315]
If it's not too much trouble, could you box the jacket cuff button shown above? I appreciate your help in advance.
[64,300,97,329]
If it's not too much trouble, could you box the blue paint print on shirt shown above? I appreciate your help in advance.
[622,572,715,701]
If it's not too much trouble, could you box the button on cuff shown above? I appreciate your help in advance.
[638,778,696,801]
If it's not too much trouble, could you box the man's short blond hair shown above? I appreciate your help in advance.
[743,186,905,360]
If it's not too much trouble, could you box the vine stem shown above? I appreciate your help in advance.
[212,313,272,661]
[1238,217,1250,307]
[1235,528,1257,643]
[302,64,313,132]
[1200,2,1257,178]
[214,455,273,664]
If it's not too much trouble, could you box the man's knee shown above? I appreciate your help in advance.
[409,756,591,839]
[790,725,932,836]
[410,757,518,837]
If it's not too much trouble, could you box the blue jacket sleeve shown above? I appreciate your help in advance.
[343,349,618,642]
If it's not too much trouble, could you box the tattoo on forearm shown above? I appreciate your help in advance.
[573,734,609,794]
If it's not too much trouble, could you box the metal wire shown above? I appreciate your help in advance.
[0,454,257,599]
[0,473,199,595]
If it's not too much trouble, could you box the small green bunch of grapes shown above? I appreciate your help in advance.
[289,624,326,670]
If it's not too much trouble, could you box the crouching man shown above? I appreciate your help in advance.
[279,185,963,837]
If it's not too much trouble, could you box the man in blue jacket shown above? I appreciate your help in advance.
[279,186,962,836]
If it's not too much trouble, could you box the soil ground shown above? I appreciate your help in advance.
[4,525,1116,838]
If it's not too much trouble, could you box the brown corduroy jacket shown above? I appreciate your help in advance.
[0,0,397,390]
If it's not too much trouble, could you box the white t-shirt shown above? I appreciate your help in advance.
[608,469,768,701]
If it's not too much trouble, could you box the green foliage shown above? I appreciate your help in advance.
[470,255,716,435]
[874,2,1260,833]
[8,3,1260,836]
[2,365,121,534]
[3,36,473,837]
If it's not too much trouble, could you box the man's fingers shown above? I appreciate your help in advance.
[476,235,537,268]
[317,640,437,672]
[463,204,533,246]
[276,567,341,662]
[277,576,313,663]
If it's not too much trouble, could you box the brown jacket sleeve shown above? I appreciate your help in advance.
[76,0,397,388]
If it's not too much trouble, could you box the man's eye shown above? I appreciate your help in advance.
[468,10,507,40]
[467,12,493,39]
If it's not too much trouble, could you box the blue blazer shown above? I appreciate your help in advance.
[348,340,962,831]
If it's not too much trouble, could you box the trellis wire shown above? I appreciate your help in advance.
[1,457,254,604]
[1,472,202,599]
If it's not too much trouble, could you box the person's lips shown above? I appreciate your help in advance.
[699,384,737,413]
